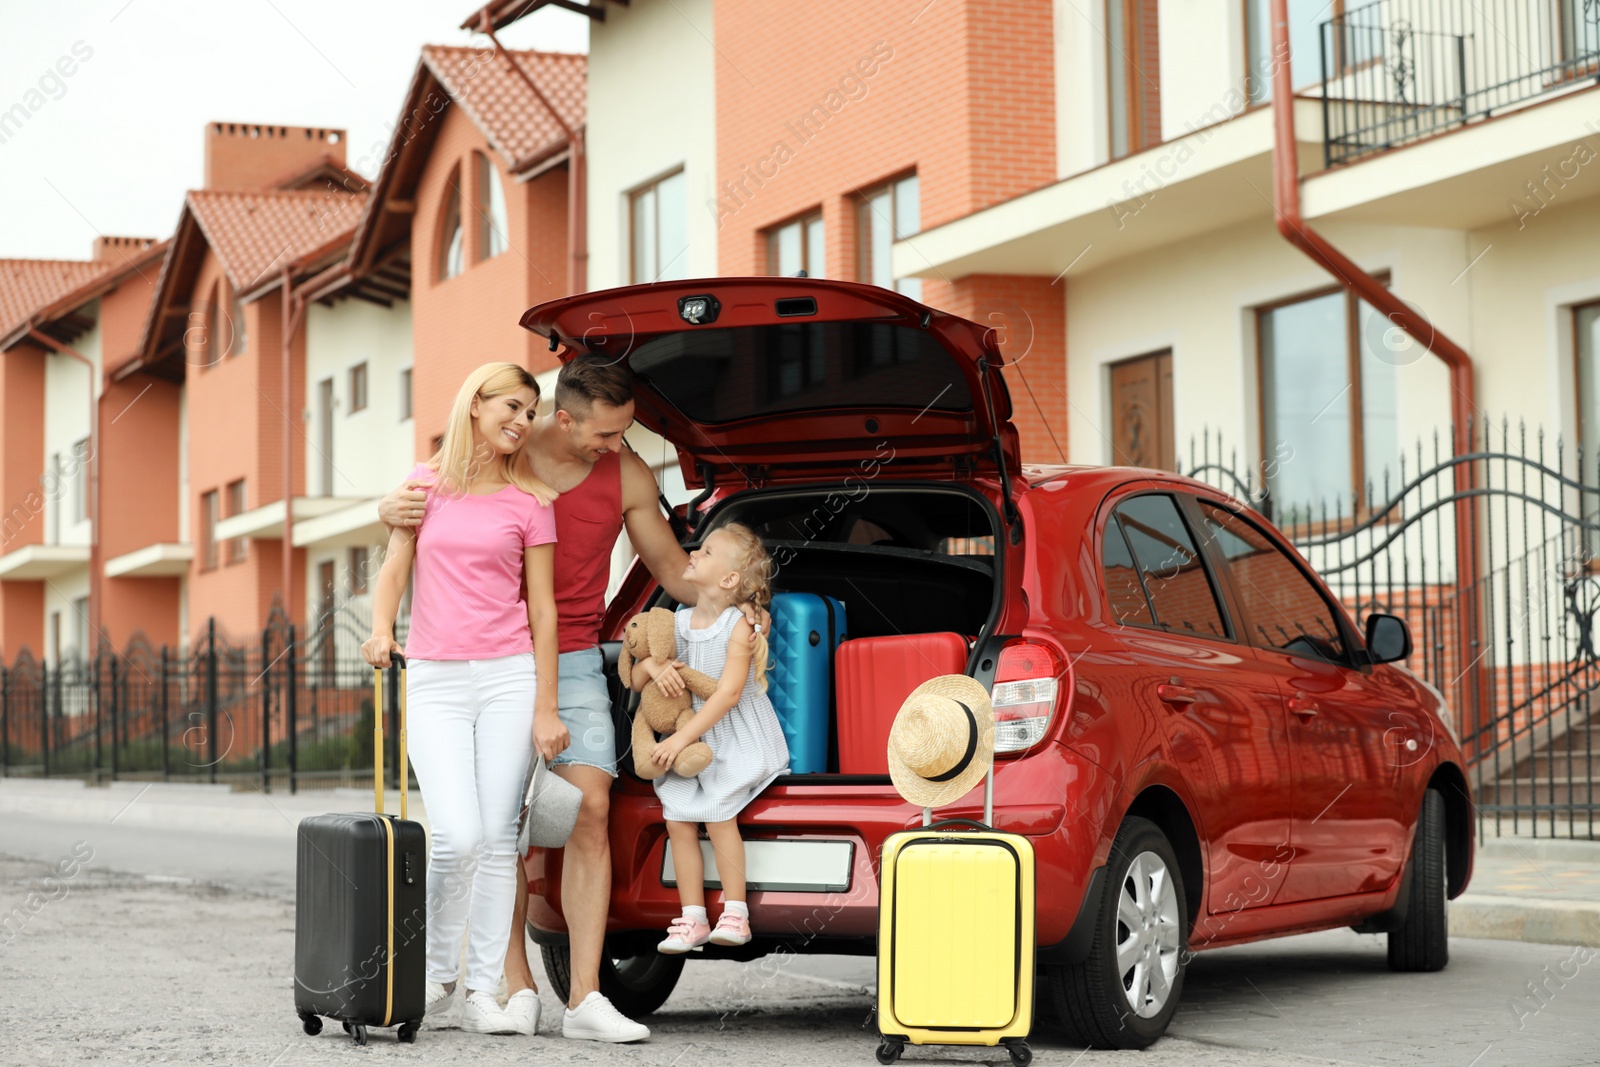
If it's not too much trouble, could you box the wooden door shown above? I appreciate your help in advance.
[1109,350,1175,470]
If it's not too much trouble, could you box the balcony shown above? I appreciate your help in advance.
[1320,0,1600,166]
[0,544,90,581]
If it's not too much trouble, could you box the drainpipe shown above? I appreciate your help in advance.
[1267,0,1481,741]
[476,15,587,294]
[280,266,311,621]
[28,329,99,659]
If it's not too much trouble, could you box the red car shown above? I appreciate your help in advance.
[517,278,1474,1049]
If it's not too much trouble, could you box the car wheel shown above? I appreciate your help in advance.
[1046,817,1187,1049]
[538,932,687,1018]
[1387,788,1448,972]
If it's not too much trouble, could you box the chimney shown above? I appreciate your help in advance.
[203,122,348,192]
[92,236,158,262]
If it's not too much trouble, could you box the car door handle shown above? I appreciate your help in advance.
[1287,693,1320,718]
[1157,680,1198,706]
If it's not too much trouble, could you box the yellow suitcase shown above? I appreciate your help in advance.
[875,772,1035,1066]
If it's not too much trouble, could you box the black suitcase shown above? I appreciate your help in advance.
[294,654,426,1046]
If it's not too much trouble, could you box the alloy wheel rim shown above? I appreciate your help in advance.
[1114,850,1182,1018]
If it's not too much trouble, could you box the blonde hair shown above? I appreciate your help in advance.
[715,522,774,690]
[426,362,556,505]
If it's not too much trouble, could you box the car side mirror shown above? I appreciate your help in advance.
[1365,613,1412,665]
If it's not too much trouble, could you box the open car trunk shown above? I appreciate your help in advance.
[605,484,1004,780]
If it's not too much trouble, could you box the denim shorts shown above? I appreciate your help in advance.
[551,646,618,777]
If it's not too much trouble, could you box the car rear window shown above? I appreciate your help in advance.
[624,321,975,424]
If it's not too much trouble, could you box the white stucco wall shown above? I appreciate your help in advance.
[303,298,415,499]
[586,0,719,287]
[42,302,99,549]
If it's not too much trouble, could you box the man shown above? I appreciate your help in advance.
[379,355,749,1042]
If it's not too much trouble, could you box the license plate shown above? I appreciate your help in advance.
[662,839,853,892]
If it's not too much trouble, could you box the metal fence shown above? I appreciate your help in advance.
[0,603,410,793]
[1187,417,1600,839]
[1320,0,1600,165]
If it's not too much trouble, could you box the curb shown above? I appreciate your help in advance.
[1452,893,1600,949]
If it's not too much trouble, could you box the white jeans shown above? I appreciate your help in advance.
[406,653,536,993]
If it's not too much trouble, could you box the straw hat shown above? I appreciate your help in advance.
[886,675,995,808]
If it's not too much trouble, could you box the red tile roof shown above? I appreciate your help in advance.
[420,46,585,170]
[186,187,369,293]
[0,258,114,343]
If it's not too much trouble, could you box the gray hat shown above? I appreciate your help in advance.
[517,756,582,852]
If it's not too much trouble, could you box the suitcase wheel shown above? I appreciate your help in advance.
[1004,1040,1032,1067]
[875,1039,904,1064]
[298,1013,322,1036]
[397,1019,420,1044]
[341,1020,368,1046]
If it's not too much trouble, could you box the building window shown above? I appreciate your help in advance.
[438,164,464,281]
[477,151,509,261]
[1258,284,1399,522]
[1108,0,1162,157]
[49,611,61,665]
[1576,301,1600,450]
[200,489,219,571]
[767,211,825,278]
[349,545,371,596]
[1561,0,1600,67]
[349,362,368,414]
[206,282,225,368]
[400,367,413,421]
[225,479,247,564]
[71,597,88,664]
[630,170,688,284]
[857,174,921,300]
[71,438,89,524]
[230,286,247,356]
[1246,0,1343,105]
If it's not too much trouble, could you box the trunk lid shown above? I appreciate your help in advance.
[520,278,1021,487]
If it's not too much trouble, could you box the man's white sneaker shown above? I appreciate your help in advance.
[424,980,460,1030]
[505,989,542,1036]
[460,990,519,1035]
[561,991,651,1043]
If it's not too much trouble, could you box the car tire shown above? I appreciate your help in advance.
[1387,788,1448,972]
[1045,816,1187,1049]
[538,933,686,1018]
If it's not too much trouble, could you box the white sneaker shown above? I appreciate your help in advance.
[461,990,518,1035]
[561,991,651,1043]
[505,989,541,1036]
[424,980,460,1030]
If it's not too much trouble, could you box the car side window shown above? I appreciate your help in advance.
[1197,501,1348,664]
[1112,494,1229,639]
[1102,517,1156,626]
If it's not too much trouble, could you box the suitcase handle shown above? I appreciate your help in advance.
[372,653,409,820]
[923,817,994,833]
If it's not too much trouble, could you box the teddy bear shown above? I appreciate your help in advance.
[617,607,720,780]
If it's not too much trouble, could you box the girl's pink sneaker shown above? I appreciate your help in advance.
[708,911,752,946]
[657,915,711,953]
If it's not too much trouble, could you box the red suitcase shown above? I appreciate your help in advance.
[835,633,969,774]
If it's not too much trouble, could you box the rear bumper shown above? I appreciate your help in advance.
[527,742,1108,954]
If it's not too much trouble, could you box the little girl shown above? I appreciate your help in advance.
[362,362,564,1037]
[632,522,790,951]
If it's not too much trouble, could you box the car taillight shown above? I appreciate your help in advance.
[990,640,1066,753]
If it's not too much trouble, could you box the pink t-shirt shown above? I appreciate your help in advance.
[403,463,558,660]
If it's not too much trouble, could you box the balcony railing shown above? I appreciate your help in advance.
[1321,0,1600,165]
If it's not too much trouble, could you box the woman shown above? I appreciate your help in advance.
[362,362,567,1036]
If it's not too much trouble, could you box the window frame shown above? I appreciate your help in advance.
[205,281,225,368]
[1107,0,1162,159]
[1190,494,1365,668]
[1573,299,1600,451]
[199,489,220,572]
[224,479,248,565]
[765,209,826,278]
[399,367,413,422]
[349,361,369,414]
[1096,490,1238,643]
[70,438,89,525]
[348,544,370,596]
[855,172,921,298]
[1254,274,1395,523]
[437,163,465,282]
[475,150,509,262]
[628,168,688,285]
